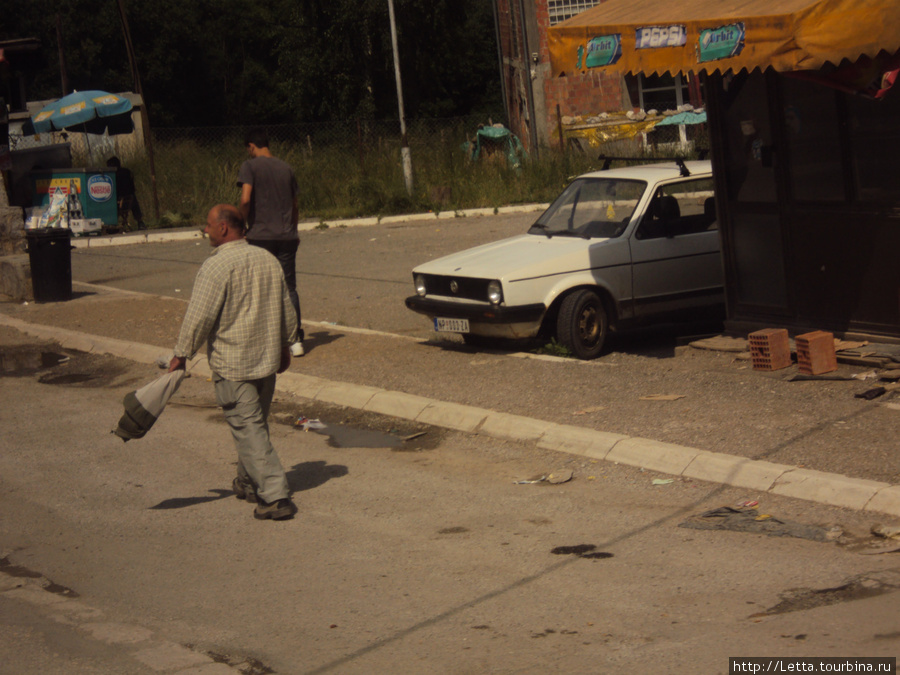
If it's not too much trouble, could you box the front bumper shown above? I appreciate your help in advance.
[405,295,545,325]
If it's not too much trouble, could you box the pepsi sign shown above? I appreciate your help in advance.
[635,25,687,49]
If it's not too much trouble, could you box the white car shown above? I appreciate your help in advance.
[405,160,725,359]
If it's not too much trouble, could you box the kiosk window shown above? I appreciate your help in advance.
[782,79,845,202]
[847,91,900,205]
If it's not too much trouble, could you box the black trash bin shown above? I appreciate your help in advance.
[25,228,73,302]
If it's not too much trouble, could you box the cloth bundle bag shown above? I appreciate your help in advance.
[113,370,185,441]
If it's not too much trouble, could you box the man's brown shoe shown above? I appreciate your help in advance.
[253,498,295,521]
[232,476,258,504]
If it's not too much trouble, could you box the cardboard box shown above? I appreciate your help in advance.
[69,218,103,236]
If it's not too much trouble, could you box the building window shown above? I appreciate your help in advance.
[638,74,695,148]
[548,0,602,26]
[637,74,689,112]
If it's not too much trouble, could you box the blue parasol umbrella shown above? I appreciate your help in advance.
[22,90,134,136]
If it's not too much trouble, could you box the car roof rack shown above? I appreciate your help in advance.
[597,151,709,176]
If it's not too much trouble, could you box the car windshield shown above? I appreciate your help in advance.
[529,177,647,239]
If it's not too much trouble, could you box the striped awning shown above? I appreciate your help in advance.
[548,0,900,77]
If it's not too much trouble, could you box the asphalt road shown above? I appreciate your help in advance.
[70,212,538,339]
[2,333,899,674]
[56,213,900,484]
[2,213,900,673]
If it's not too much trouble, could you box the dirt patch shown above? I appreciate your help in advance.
[0,290,185,349]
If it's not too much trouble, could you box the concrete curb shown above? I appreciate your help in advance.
[69,203,550,249]
[3,312,899,518]
[1,575,247,674]
[70,229,205,248]
[682,452,790,492]
[770,469,891,512]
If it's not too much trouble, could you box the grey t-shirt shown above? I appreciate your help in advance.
[236,155,299,241]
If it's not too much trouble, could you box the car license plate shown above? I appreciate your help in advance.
[434,317,469,333]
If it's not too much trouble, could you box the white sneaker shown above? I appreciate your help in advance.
[290,341,305,357]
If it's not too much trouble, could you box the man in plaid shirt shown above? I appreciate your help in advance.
[169,204,298,520]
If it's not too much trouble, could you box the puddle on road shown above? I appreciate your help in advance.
[0,349,69,375]
[0,346,95,384]
[551,544,614,560]
[38,372,97,385]
[283,404,437,451]
[0,556,79,597]
[752,573,900,617]
[312,422,405,450]
[0,345,131,388]
[438,526,470,535]
[197,647,275,675]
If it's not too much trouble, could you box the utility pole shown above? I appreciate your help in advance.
[116,0,160,219]
[517,0,539,157]
[490,0,510,126]
[387,0,413,196]
[55,15,69,95]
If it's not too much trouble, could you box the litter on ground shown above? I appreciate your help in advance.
[678,506,839,542]
[547,469,573,484]
[514,469,573,485]
[295,416,326,431]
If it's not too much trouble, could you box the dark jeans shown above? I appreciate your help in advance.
[118,195,145,229]
[247,238,303,341]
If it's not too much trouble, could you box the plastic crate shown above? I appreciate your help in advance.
[796,331,837,375]
[748,328,792,371]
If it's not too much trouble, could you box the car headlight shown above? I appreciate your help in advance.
[414,274,427,297]
[487,280,503,305]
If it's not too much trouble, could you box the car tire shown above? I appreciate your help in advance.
[556,289,607,359]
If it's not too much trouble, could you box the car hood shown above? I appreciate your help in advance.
[413,233,608,281]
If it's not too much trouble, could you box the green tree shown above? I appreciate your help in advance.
[1,0,501,126]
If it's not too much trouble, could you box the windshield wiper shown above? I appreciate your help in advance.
[531,223,553,239]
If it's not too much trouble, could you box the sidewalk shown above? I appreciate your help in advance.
[68,203,550,249]
[2,278,900,519]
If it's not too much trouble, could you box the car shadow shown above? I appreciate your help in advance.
[419,319,724,361]
[607,319,724,359]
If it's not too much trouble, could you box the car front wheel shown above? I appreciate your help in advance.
[556,289,607,359]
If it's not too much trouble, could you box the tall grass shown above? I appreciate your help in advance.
[130,127,696,228]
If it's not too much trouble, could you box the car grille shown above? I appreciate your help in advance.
[420,274,491,302]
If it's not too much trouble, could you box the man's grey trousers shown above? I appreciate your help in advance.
[213,373,289,503]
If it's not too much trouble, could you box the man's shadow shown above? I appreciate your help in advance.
[301,330,343,356]
[287,460,348,492]
[147,460,348,509]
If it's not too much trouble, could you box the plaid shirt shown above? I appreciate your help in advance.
[174,239,297,381]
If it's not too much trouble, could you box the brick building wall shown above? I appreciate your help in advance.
[495,0,632,149]
[493,0,533,149]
